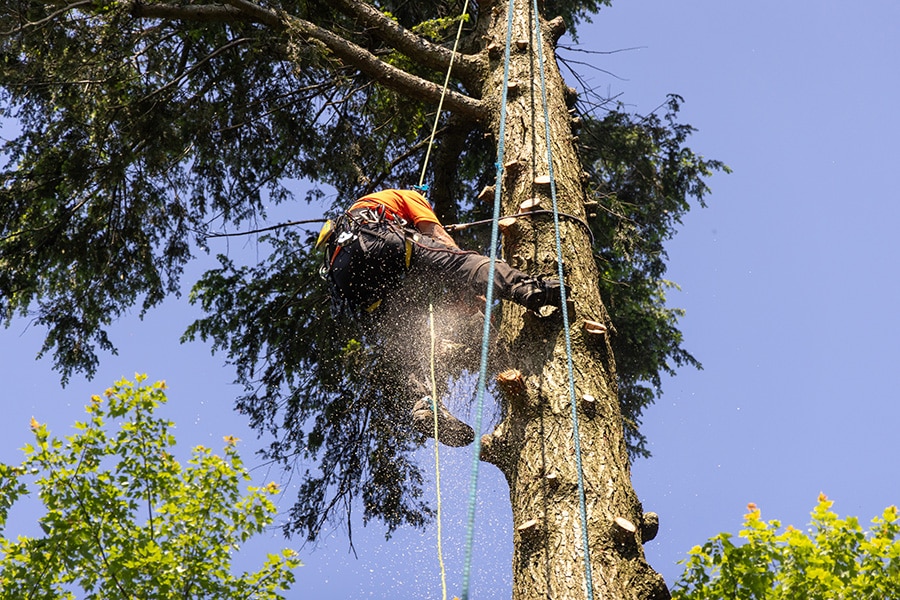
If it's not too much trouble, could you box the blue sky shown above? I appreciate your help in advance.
[2,0,899,597]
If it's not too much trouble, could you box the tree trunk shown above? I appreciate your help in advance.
[478,4,670,599]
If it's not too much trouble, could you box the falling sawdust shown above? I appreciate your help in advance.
[370,284,503,431]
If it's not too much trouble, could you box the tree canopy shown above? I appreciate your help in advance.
[1,0,727,542]
[672,495,900,599]
[0,375,300,599]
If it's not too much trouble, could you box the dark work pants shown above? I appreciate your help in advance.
[327,219,532,312]
[405,230,531,303]
[327,220,532,416]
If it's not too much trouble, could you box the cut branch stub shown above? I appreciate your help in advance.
[582,393,597,418]
[612,516,637,547]
[545,471,559,488]
[547,16,567,43]
[517,518,541,533]
[504,159,524,175]
[519,197,541,212]
[498,216,518,235]
[583,320,607,336]
[614,516,636,533]
[478,185,496,202]
[516,518,543,550]
[480,432,500,465]
[641,512,660,543]
[534,174,551,186]
[515,39,529,51]
[497,369,526,400]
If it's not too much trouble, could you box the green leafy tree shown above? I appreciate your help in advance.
[1,0,727,596]
[672,495,900,599]
[0,374,301,599]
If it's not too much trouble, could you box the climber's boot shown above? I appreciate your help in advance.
[412,397,475,447]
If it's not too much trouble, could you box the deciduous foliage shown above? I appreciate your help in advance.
[0,375,300,599]
[672,494,900,599]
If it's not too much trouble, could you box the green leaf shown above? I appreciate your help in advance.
[0,376,299,598]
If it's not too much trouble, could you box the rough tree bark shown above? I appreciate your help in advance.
[477,3,670,599]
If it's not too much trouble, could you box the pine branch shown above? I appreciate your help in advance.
[329,0,483,86]
[130,0,487,122]
[129,1,244,23]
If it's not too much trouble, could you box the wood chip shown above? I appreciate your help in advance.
[517,518,540,532]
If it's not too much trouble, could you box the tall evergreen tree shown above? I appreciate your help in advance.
[1,1,726,597]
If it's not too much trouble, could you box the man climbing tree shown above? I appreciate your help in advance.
[321,187,568,449]
[0,0,727,598]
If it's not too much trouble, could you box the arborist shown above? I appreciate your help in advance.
[318,188,568,446]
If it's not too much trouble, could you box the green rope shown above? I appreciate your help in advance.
[412,5,471,599]
[427,304,449,600]
[417,0,472,190]
[530,0,597,596]
[459,0,517,598]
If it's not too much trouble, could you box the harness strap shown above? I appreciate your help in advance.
[329,245,342,267]
[347,204,408,227]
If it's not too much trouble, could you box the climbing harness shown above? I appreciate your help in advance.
[320,208,415,315]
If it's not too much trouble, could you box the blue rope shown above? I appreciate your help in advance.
[531,0,597,597]
[459,1,516,598]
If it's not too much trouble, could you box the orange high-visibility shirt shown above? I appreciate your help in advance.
[349,189,441,227]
